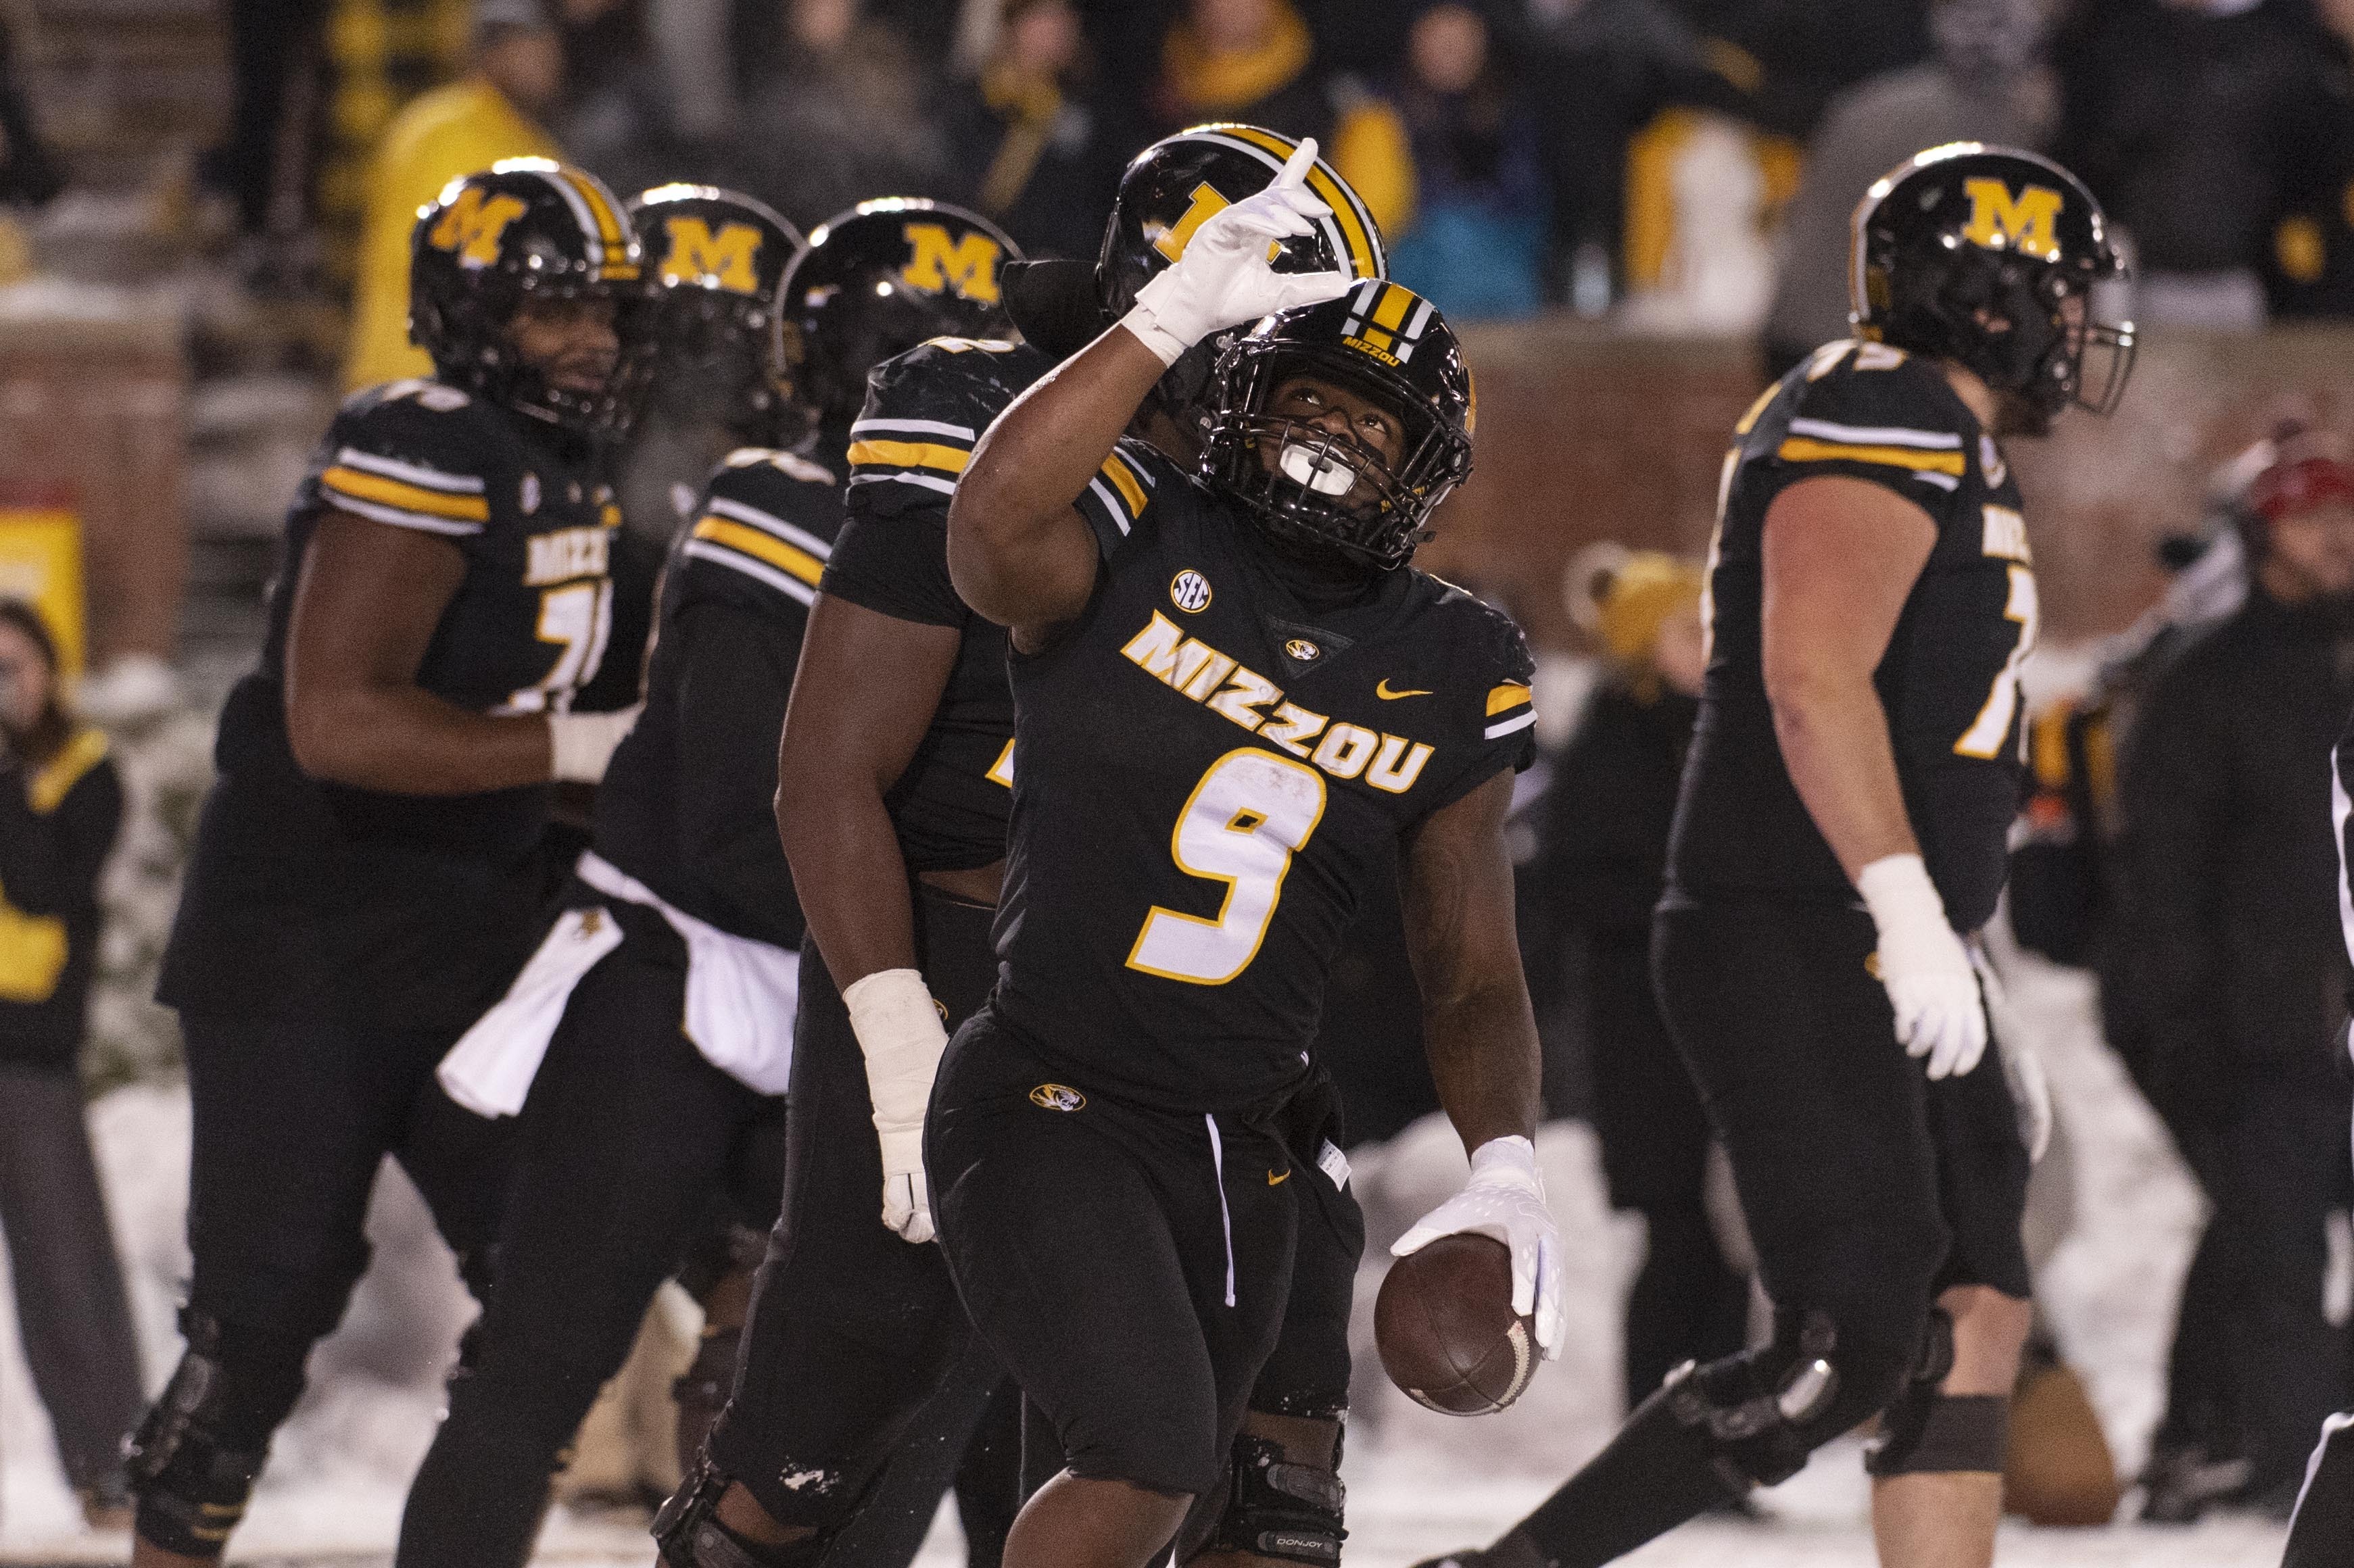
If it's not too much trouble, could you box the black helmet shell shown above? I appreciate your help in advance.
[777,198,1022,426]
[408,159,652,439]
[1850,142,2134,422]
[1204,279,1473,573]
[1099,124,1387,417]
[628,184,804,443]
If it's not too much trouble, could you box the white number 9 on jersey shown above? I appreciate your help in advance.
[1126,748,1328,986]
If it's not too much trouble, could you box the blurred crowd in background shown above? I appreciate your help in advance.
[9,0,2354,350]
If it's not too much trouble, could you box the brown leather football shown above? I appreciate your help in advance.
[1374,1232,1536,1416]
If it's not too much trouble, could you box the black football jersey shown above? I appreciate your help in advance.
[823,336,1054,871]
[990,441,1538,1114]
[593,438,844,948]
[159,378,621,1025]
[1666,339,2036,933]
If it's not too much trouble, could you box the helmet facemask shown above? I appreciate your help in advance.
[644,285,797,446]
[1206,345,1470,573]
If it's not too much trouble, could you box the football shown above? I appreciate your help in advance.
[1374,1233,1537,1416]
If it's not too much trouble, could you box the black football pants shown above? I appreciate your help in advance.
[929,1009,1297,1500]
[395,902,786,1568]
[708,884,1025,1554]
[174,1002,513,1456]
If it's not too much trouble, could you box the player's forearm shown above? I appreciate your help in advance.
[1420,981,1543,1154]
[777,784,921,987]
[287,683,554,794]
[1770,671,1921,884]
[948,326,1164,622]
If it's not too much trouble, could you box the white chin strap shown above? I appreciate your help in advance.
[1279,441,1358,497]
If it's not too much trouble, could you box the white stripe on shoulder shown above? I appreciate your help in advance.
[1116,449,1158,487]
[683,539,818,605]
[1913,471,1962,493]
[1085,476,1134,535]
[1484,710,1538,741]
[848,470,959,496]
[706,495,833,560]
[852,416,977,442]
[334,447,486,493]
[331,495,485,536]
[1786,418,1963,450]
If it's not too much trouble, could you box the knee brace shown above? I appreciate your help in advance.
[1864,1310,2009,1477]
[126,1310,310,1558]
[1198,1433,1347,1565]
[1662,1302,1921,1492]
[653,1456,823,1568]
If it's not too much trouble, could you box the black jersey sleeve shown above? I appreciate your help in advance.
[1412,590,1541,823]
[314,382,500,547]
[1072,437,1180,560]
[1764,343,1972,515]
[830,337,1053,623]
[675,449,840,625]
[671,597,804,946]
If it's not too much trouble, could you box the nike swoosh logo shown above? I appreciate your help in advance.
[1376,679,1433,700]
[1268,1169,1292,1185]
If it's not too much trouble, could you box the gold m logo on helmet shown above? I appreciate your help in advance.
[901,224,1003,304]
[431,188,530,270]
[1960,178,2064,262]
[660,216,763,293]
[1152,183,1232,263]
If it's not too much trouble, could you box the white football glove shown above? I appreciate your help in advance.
[842,967,951,1244]
[1391,1135,1566,1360]
[1120,138,1355,368]
[1857,853,1987,1081]
[547,705,642,784]
[1970,946,2052,1161]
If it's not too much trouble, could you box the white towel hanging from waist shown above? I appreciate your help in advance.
[574,850,799,1097]
[439,852,800,1117]
[437,905,625,1117]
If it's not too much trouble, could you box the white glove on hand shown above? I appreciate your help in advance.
[1120,139,1355,368]
[1391,1135,1566,1360]
[1970,946,2052,1161]
[547,705,642,784]
[843,967,951,1244]
[1857,854,1987,1080]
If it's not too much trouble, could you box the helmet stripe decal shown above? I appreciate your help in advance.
[558,169,638,280]
[1176,127,1386,281]
[1210,124,1385,280]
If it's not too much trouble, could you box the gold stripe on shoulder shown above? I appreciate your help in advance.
[846,439,970,474]
[29,726,108,814]
[1486,682,1533,716]
[322,466,493,522]
[1099,453,1149,518]
[1775,437,1966,476]
[692,516,824,585]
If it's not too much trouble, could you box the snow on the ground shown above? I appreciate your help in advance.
[0,941,2290,1565]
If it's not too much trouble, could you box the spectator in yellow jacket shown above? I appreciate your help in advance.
[342,0,564,391]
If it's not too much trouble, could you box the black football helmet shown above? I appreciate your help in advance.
[777,199,1021,426]
[1204,279,1474,572]
[1850,143,2134,425]
[627,185,804,443]
[409,159,652,438]
[1097,123,1387,413]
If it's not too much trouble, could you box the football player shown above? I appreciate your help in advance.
[129,160,652,1568]
[1413,143,2135,1568]
[390,185,810,1568]
[654,126,1391,1568]
[938,143,1564,1568]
